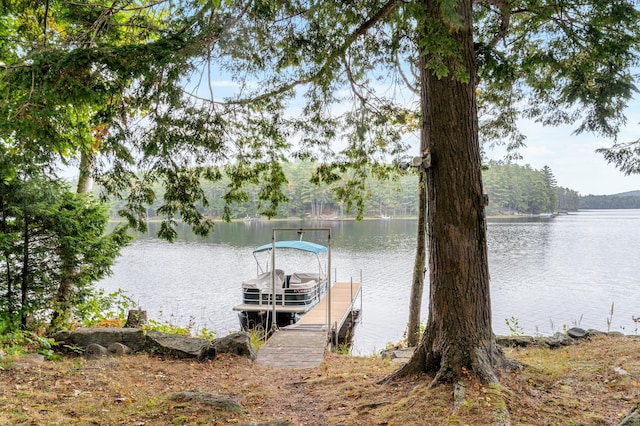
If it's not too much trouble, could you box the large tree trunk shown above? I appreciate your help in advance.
[422,0,496,384]
[387,0,512,385]
[406,138,428,347]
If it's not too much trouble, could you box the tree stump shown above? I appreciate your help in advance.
[125,309,148,328]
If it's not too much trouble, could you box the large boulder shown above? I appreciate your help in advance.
[145,330,216,360]
[212,332,256,360]
[55,328,256,361]
[85,343,108,359]
[495,335,536,347]
[566,327,587,339]
[61,327,147,352]
[544,332,574,348]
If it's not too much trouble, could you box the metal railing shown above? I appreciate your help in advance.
[242,279,328,307]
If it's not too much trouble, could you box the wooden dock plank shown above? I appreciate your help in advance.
[296,281,361,329]
[256,281,362,369]
[256,329,327,368]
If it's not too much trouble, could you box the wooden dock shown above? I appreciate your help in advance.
[256,281,361,368]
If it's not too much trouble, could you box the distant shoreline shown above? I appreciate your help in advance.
[109,212,570,225]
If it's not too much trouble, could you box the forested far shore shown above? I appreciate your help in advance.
[101,161,604,220]
[579,193,640,209]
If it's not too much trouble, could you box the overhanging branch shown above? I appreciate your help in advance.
[226,0,402,106]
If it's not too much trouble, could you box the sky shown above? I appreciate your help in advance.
[61,77,639,197]
[209,79,640,197]
[485,110,640,196]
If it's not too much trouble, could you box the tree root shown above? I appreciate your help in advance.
[453,380,512,425]
[452,381,466,411]
[378,340,522,386]
[377,339,518,425]
[492,405,512,426]
[452,380,512,425]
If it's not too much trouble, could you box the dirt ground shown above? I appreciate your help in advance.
[1,335,639,425]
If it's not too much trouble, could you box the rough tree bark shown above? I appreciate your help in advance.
[386,0,513,385]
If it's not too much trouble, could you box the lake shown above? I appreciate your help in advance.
[98,209,640,355]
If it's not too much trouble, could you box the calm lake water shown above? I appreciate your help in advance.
[98,210,640,355]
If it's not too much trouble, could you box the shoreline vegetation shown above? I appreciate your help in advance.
[102,161,582,221]
[1,333,639,425]
[112,211,567,226]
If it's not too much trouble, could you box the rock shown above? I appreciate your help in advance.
[586,329,606,337]
[618,403,640,426]
[52,330,71,343]
[380,347,415,365]
[8,353,45,369]
[390,348,415,365]
[198,345,217,361]
[212,332,256,360]
[54,328,257,361]
[567,327,587,339]
[544,332,573,348]
[107,342,131,357]
[495,335,535,347]
[168,391,244,412]
[85,343,107,359]
[65,327,147,352]
[145,330,216,360]
[608,331,625,337]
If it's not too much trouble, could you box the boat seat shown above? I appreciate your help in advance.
[288,272,320,289]
[289,272,320,284]
[241,269,285,290]
[289,279,317,290]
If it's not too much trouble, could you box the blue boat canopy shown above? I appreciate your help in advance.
[253,240,328,254]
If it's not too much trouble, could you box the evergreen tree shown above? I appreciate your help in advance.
[541,165,559,212]
[557,187,580,211]
[0,157,129,330]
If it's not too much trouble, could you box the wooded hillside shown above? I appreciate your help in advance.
[105,161,580,219]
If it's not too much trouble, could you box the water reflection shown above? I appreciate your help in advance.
[99,211,640,355]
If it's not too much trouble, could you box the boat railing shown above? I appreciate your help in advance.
[242,276,327,308]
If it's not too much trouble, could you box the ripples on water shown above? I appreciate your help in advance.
[99,210,640,355]
[490,210,640,338]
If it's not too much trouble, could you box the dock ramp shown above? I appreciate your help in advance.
[256,281,361,368]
